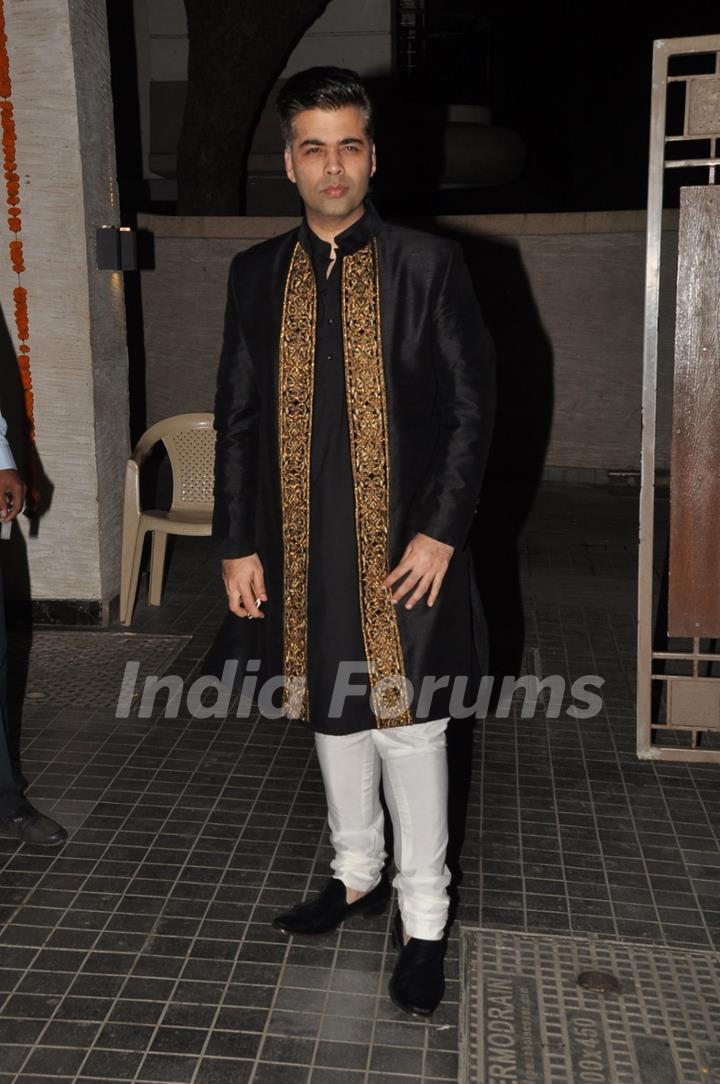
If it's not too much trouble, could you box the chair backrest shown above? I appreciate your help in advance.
[133,412,215,512]
[163,414,216,511]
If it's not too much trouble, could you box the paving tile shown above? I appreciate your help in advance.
[313,1039,368,1070]
[2,487,718,1083]
[194,1058,254,1084]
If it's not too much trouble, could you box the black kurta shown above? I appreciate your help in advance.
[304,222,376,734]
[211,199,496,735]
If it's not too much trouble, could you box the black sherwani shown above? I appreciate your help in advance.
[212,199,496,734]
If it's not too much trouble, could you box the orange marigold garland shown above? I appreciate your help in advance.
[0,1,38,510]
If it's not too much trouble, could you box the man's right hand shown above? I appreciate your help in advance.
[222,553,267,619]
[0,468,25,523]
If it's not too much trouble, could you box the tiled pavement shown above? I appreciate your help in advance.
[2,482,720,1083]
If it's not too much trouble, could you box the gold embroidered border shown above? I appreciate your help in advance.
[342,240,412,727]
[278,242,315,719]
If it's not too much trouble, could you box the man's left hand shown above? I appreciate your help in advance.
[0,468,25,523]
[383,532,454,609]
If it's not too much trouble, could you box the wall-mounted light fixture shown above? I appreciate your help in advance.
[96,225,138,271]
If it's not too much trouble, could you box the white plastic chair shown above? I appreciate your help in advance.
[120,412,215,625]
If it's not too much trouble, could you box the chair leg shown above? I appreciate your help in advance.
[148,531,168,606]
[120,526,146,626]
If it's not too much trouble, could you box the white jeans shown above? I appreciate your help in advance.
[314,717,452,941]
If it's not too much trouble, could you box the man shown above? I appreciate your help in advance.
[212,67,495,1016]
[0,409,66,844]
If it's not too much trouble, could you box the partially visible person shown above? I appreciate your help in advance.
[0,409,66,844]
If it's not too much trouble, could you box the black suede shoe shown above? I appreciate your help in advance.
[0,799,67,846]
[272,872,390,935]
[388,908,446,1017]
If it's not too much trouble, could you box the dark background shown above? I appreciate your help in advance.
[108,1,720,218]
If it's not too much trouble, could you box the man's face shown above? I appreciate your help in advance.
[284,105,376,221]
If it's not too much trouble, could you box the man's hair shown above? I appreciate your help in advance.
[275,66,374,148]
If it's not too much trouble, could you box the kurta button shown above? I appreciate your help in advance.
[327,354,333,360]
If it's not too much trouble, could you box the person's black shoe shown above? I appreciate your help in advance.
[272,871,391,935]
[0,799,67,845]
[388,908,446,1017]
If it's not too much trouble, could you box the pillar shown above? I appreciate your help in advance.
[0,0,129,622]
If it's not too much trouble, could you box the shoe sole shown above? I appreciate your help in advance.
[272,890,390,936]
[388,981,437,1018]
[388,920,444,1017]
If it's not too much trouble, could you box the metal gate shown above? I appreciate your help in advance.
[637,34,720,762]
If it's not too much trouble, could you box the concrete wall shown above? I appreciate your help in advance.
[0,0,129,608]
[137,209,678,474]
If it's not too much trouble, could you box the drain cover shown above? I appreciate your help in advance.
[8,631,190,708]
[459,927,720,1084]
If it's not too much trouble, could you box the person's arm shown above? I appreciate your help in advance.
[384,244,496,609]
[407,241,496,551]
[0,409,16,471]
[0,407,25,523]
[211,254,261,559]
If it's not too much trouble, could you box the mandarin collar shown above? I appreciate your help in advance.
[298,198,382,262]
